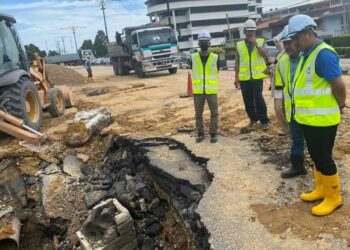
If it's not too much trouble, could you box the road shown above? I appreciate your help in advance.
[71,66,350,249]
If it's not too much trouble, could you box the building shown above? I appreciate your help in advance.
[145,0,263,50]
[260,0,350,39]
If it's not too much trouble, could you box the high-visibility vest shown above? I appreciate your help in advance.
[274,51,288,88]
[191,52,219,94]
[292,42,340,126]
[278,55,295,122]
[236,38,267,81]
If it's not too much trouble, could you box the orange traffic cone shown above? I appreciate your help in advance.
[180,72,193,98]
[187,72,193,96]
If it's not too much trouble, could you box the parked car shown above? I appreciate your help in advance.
[179,48,199,69]
[266,39,279,58]
[179,51,190,69]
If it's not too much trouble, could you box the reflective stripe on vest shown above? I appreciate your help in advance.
[292,42,340,126]
[279,55,293,122]
[191,52,219,94]
[237,38,267,81]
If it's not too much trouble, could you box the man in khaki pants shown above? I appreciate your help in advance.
[190,30,220,143]
[271,34,289,136]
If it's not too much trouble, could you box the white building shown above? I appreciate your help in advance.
[145,0,263,50]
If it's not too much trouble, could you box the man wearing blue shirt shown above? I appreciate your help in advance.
[289,15,346,216]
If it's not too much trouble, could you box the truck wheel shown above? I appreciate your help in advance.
[47,88,66,117]
[136,65,146,78]
[118,59,129,75]
[169,68,177,74]
[112,62,119,76]
[0,77,43,131]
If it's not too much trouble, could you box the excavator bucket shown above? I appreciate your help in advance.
[0,110,46,149]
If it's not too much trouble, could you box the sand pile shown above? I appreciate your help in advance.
[46,64,85,86]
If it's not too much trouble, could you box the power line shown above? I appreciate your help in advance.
[60,26,87,52]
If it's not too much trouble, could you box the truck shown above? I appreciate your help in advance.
[80,49,94,61]
[107,24,180,78]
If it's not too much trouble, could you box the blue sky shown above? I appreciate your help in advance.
[0,0,304,53]
[0,0,149,53]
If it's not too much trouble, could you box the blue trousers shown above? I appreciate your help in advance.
[289,119,305,158]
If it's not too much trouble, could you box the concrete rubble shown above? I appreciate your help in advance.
[65,108,114,147]
[0,135,213,249]
[77,199,137,250]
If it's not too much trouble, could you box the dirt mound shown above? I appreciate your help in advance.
[46,64,85,86]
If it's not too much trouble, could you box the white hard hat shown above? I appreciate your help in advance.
[288,14,317,37]
[244,19,257,31]
[280,25,291,42]
[198,30,211,41]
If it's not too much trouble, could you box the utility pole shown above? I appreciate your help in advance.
[45,40,49,54]
[60,36,67,55]
[100,0,109,42]
[226,13,233,45]
[343,0,347,33]
[60,26,86,53]
[56,40,61,54]
[166,0,171,26]
[346,0,350,33]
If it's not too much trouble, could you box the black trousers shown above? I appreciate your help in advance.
[240,79,269,124]
[300,123,338,176]
[87,69,93,78]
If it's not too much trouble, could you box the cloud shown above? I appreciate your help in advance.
[2,0,149,53]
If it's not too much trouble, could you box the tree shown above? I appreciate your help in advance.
[48,50,60,56]
[24,43,47,61]
[93,30,108,57]
[80,39,94,51]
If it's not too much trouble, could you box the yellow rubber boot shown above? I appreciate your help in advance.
[300,169,324,201]
[312,173,342,216]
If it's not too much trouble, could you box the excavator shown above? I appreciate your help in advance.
[0,13,75,146]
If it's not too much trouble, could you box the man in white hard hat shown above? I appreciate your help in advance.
[190,30,220,143]
[275,25,306,179]
[235,19,269,130]
[288,14,346,216]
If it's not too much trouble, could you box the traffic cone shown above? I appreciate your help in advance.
[180,72,193,98]
[187,72,193,96]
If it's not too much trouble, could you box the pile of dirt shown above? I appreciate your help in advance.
[46,64,85,86]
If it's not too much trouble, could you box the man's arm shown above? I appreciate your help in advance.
[331,76,347,111]
[254,39,268,58]
[316,49,345,112]
[234,51,240,89]
[257,45,268,58]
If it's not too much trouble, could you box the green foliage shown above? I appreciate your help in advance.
[210,46,236,60]
[223,46,236,60]
[93,30,108,57]
[209,46,225,54]
[334,47,350,57]
[80,39,94,51]
[24,43,46,62]
[48,50,60,56]
[332,36,350,47]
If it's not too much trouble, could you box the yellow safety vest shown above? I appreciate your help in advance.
[292,42,340,127]
[191,52,219,95]
[237,38,267,81]
[274,51,288,88]
[278,54,295,122]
